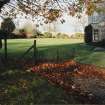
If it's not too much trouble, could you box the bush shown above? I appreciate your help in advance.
[31,30,43,38]
[56,33,61,38]
[10,33,27,39]
[36,31,44,38]
[56,33,69,39]
[74,32,84,38]
[19,29,27,38]
[0,29,26,39]
[43,32,52,38]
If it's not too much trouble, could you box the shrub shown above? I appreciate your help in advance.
[56,33,69,39]
[56,33,61,38]
[19,29,27,38]
[74,32,84,38]
[0,29,26,39]
[30,30,43,38]
[36,31,44,38]
[43,32,52,38]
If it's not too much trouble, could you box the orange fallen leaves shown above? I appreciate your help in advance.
[31,60,105,97]
[30,60,105,103]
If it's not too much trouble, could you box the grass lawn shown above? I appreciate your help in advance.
[1,38,105,104]
[1,38,105,67]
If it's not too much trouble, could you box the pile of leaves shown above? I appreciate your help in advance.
[31,60,105,104]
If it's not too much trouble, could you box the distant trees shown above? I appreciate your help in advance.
[56,33,70,39]
[0,17,15,39]
[0,17,15,59]
[1,18,15,34]
[33,30,43,38]
[43,32,52,38]
[19,29,26,38]
[74,32,84,38]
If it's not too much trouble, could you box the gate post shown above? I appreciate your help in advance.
[4,37,7,61]
[33,40,37,65]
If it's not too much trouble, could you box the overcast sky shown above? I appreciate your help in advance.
[0,2,88,34]
[0,0,88,34]
[0,14,88,34]
[38,13,88,34]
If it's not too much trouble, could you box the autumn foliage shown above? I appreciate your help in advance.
[31,60,105,80]
[0,0,104,23]
[31,60,105,103]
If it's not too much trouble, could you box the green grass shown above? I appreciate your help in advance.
[1,38,105,104]
[1,38,105,67]
[0,70,73,105]
[1,38,84,59]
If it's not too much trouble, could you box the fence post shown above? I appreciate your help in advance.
[4,37,7,61]
[33,40,37,65]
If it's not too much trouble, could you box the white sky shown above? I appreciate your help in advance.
[38,13,88,34]
[0,0,88,34]
[0,14,88,34]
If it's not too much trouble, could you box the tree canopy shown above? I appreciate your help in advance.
[1,18,15,33]
[0,0,103,23]
[0,0,10,10]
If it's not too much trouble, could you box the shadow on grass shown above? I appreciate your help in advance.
[0,42,95,70]
[1,42,105,105]
[1,43,94,59]
[0,70,72,105]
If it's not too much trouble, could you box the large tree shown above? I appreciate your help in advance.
[0,0,10,10]
[1,17,15,33]
[0,0,103,23]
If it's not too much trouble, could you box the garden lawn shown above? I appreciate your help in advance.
[0,38,105,67]
[1,38,105,104]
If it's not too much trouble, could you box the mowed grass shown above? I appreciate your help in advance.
[0,38,85,104]
[0,38,105,67]
[1,38,105,105]
[1,38,84,59]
